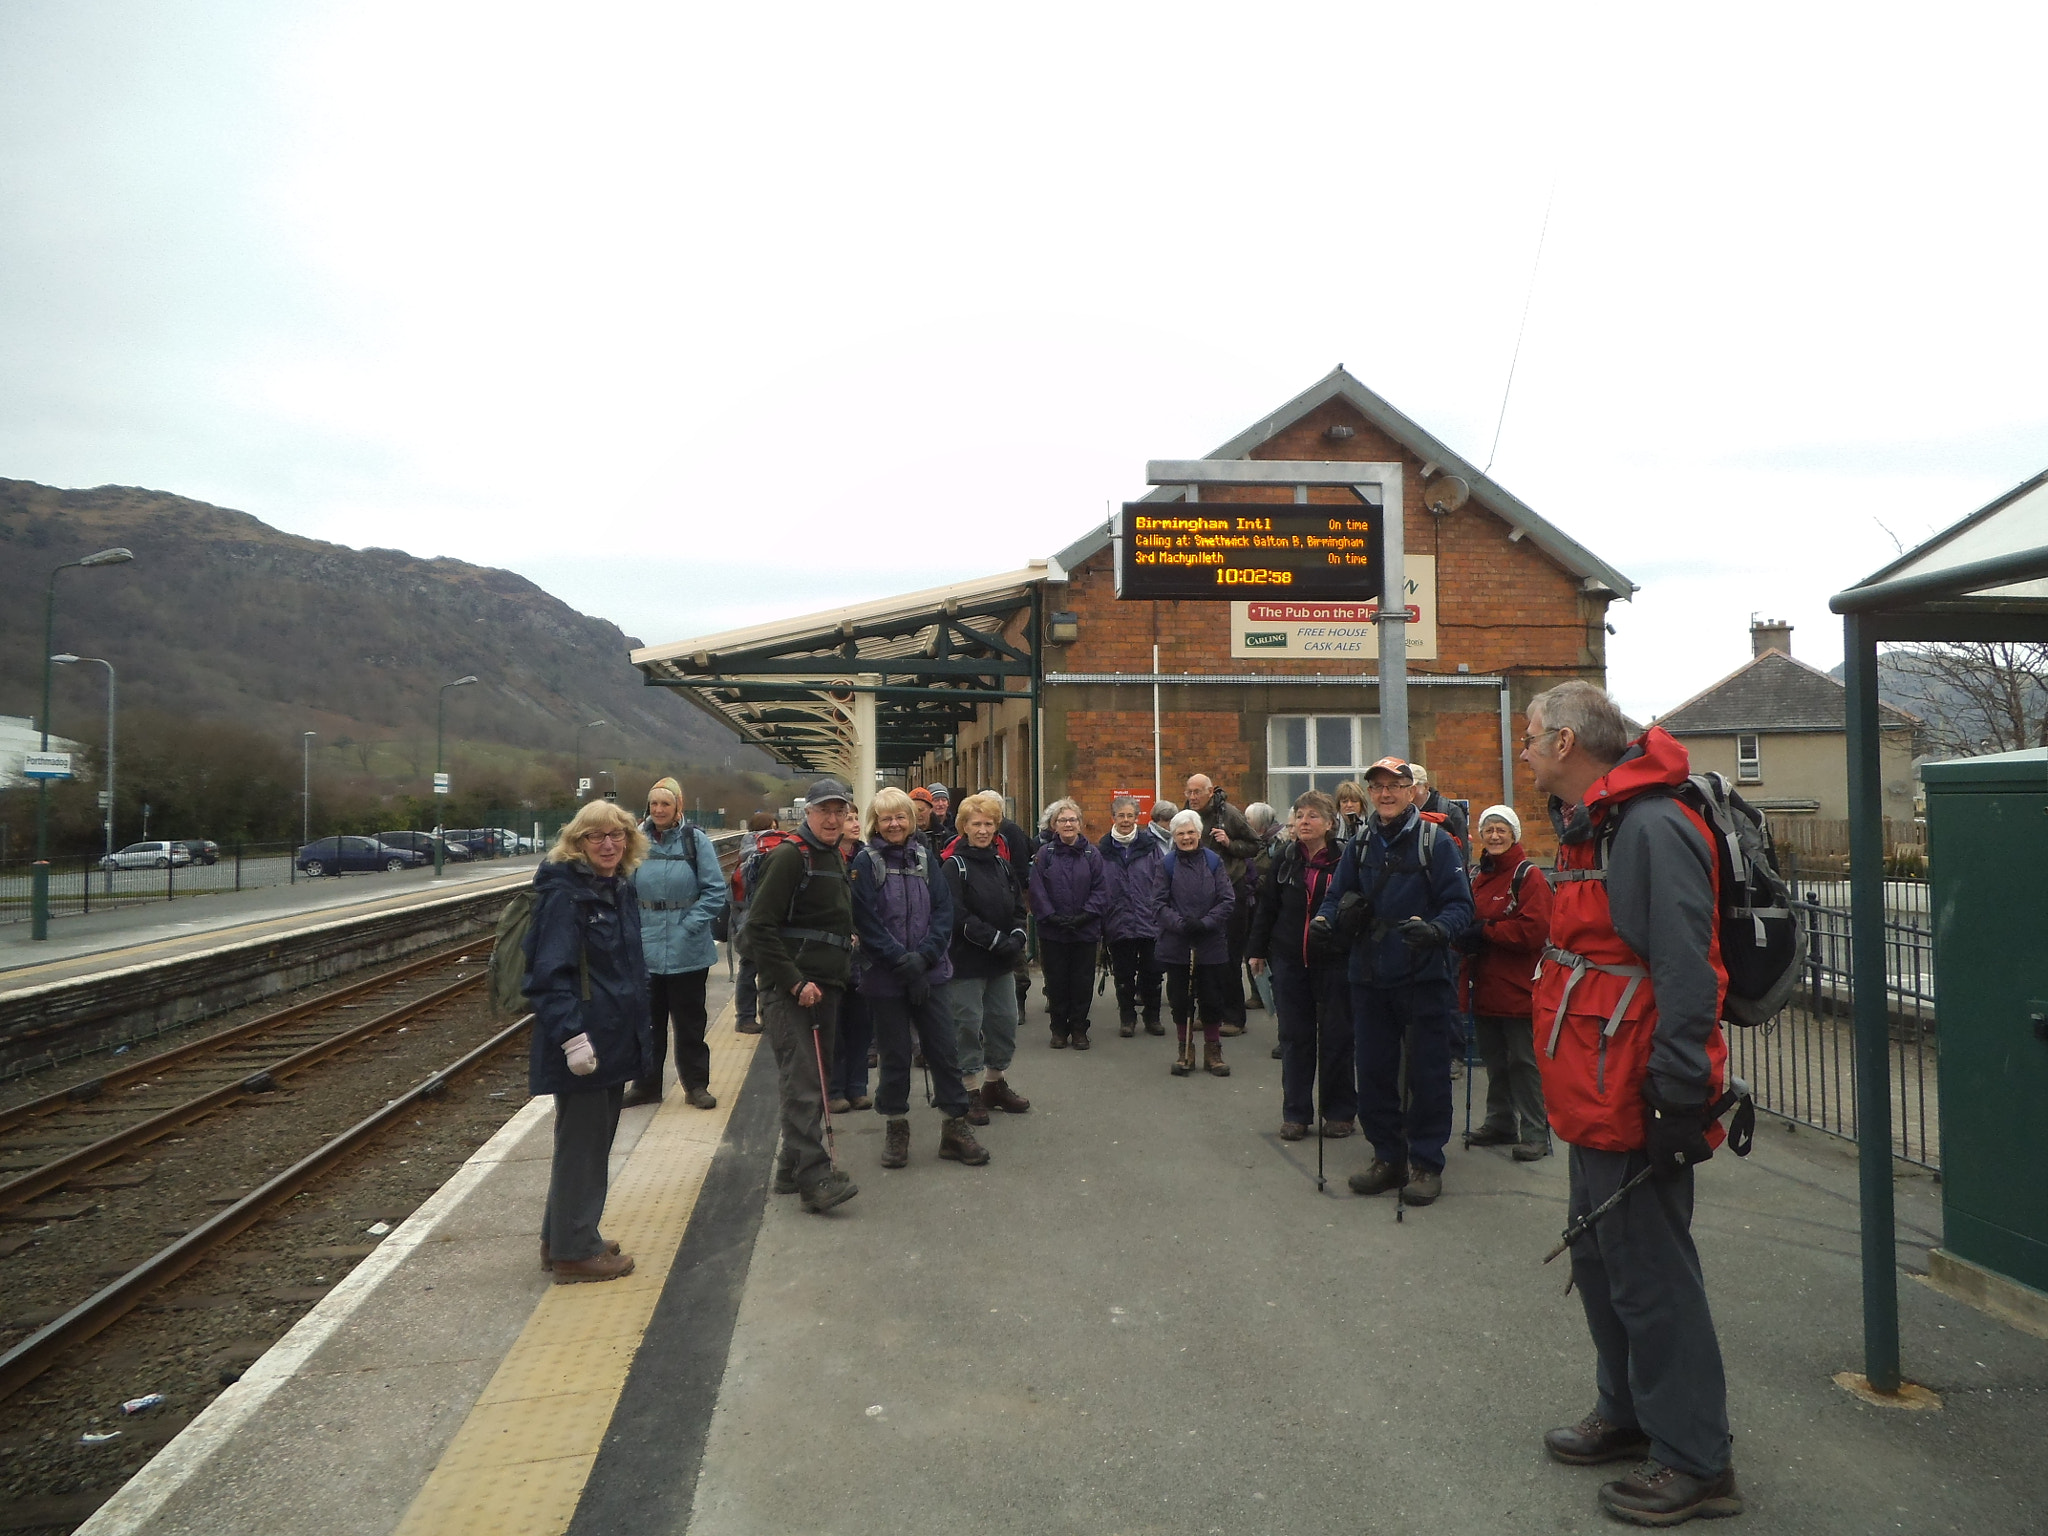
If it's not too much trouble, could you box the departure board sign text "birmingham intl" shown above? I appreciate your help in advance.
[1114,502,1385,602]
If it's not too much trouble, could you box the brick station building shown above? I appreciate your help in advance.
[633,367,1633,857]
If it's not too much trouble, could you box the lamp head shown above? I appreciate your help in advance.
[586,718,606,729]
[51,653,80,664]
[79,548,134,567]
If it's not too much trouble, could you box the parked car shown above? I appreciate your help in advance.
[296,836,429,876]
[377,830,473,863]
[100,841,192,871]
[171,839,220,865]
[442,828,516,858]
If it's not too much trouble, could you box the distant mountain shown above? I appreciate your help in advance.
[0,479,759,774]
[1828,651,2048,756]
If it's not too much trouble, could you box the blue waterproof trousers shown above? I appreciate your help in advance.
[1352,979,1457,1173]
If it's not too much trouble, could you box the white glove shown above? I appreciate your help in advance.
[563,1033,598,1076]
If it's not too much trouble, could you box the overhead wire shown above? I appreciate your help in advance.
[1482,181,1556,481]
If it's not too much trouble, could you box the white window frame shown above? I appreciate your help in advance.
[1736,733,1762,783]
[1267,714,1383,807]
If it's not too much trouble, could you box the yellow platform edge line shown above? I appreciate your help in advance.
[392,998,757,1536]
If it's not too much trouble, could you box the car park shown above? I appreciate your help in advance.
[378,829,472,863]
[296,835,430,876]
[442,827,517,858]
[171,839,220,865]
[99,841,192,871]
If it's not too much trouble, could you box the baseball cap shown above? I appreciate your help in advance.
[1363,756,1415,783]
[804,777,855,807]
[910,787,934,806]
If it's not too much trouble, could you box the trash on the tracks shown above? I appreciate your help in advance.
[113,1045,130,1055]
[82,1431,123,1444]
[366,1221,391,1236]
[487,1090,507,1099]
[121,1393,166,1415]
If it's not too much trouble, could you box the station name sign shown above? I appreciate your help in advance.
[1114,502,1383,601]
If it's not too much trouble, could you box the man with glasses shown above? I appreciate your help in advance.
[741,778,861,1214]
[1521,681,1742,1526]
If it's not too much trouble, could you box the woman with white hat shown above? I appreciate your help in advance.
[1455,804,1554,1159]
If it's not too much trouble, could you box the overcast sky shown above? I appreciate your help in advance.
[5,3,2045,722]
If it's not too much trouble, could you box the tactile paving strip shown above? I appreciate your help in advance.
[392,1002,756,1535]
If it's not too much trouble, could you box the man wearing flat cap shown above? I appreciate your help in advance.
[742,777,862,1214]
[1313,756,1474,1208]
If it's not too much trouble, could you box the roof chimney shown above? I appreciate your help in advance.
[1751,618,1793,658]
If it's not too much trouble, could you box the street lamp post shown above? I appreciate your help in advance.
[50,655,116,891]
[302,732,317,847]
[575,720,606,800]
[33,548,134,939]
[434,675,479,876]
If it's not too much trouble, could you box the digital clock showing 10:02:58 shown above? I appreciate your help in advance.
[1113,503,1385,602]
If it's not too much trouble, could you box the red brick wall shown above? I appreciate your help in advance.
[1044,396,1603,857]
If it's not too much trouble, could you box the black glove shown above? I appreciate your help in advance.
[994,928,1028,960]
[1643,1083,1714,1180]
[1397,917,1448,950]
[893,952,927,982]
[905,974,931,1008]
[1043,913,1079,934]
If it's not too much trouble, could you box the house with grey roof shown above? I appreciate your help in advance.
[1655,619,1921,822]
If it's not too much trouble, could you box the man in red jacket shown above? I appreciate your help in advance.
[1521,681,1742,1528]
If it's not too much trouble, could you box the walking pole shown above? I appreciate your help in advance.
[1544,1166,1653,1264]
[811,1015,836,1168]
[1313,985,1326,1193]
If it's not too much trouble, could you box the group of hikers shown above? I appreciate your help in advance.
[518,678,1752,1527]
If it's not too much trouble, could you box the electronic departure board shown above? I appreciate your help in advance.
[1114,502,1384,602]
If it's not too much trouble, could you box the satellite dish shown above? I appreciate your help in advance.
[1423,475,1471,515]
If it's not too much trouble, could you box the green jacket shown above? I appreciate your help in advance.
[741,825,854,995]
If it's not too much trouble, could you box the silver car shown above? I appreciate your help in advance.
[100,841,193,871]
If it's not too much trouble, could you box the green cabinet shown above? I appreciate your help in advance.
[1923,746,2048,1294]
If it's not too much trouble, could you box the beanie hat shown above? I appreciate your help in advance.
[651,776,684,804]
[1476,803,1521,841]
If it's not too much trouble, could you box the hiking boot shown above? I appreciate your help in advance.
[1598,1460,1743,1526]
[1271,1043,1283,1059]
[801,1170,858,1214]
[939,1116,991,1165]
[1347,1158,1408,1196]
[1217,1022,1245,1037]
[1050,1032,1070,1049]
[1320,1118,1357,1140]
[1118,1015,1137,1038]
[552,1249,636,1284]
[1170,1041,1194,1077]
[1204,1042,1230,1077]
[1279,1122,1309,1142]
[983,1078,1032,1114]
[848,1093,873,1111]
[620,1081,662,1108]
[965,1087,990,1125]
[1513,1139,1553,1162]
[773,1166,798,1194]
[540,1239,619,1272]
[734,1019,763,1036]
[685,1086,717,1110]
[1072,1033,1091,1051]
[881,1117,911,1169]
[1399,1166,1442,1206]
[1543,1413,1652,1467]
[1246,991,1264,1010]
[828,1096,852,1114]
[1143,1015,1165,1036]
[1467,1121,1519,1147]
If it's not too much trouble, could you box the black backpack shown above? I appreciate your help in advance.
[1589,773,1803,1027]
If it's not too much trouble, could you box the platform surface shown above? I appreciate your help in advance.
[0,858,539,990]
[76,979,2048,1536]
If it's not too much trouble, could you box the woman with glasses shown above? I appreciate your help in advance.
[628,777,728,1109]
[526,800,654,1283]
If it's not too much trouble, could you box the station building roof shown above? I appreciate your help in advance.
[632,365,1636,773]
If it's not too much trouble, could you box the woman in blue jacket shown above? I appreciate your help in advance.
[629,777,728,1109]
[1029,797,1110,1050]
[525,800,654,1283]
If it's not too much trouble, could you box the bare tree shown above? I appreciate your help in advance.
[1883,641,2048,755]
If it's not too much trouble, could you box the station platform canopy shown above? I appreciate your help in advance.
[629,565,1048,779]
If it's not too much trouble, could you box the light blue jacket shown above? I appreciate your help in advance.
[633,820,726,976]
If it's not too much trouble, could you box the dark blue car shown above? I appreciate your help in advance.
[295,836,430,876]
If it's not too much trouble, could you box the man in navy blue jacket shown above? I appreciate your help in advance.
[1314,756,1474,1207]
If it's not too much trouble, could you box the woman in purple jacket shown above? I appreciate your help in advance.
[1153,809,1236,1078]
[1098,795,1164,1036]
[1029,798,1110,1050]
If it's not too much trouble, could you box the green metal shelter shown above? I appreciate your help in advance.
[1830,467,2048,1391]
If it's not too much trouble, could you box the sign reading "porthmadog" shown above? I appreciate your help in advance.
[1228,556,1437,660]
[22,751,74,780]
